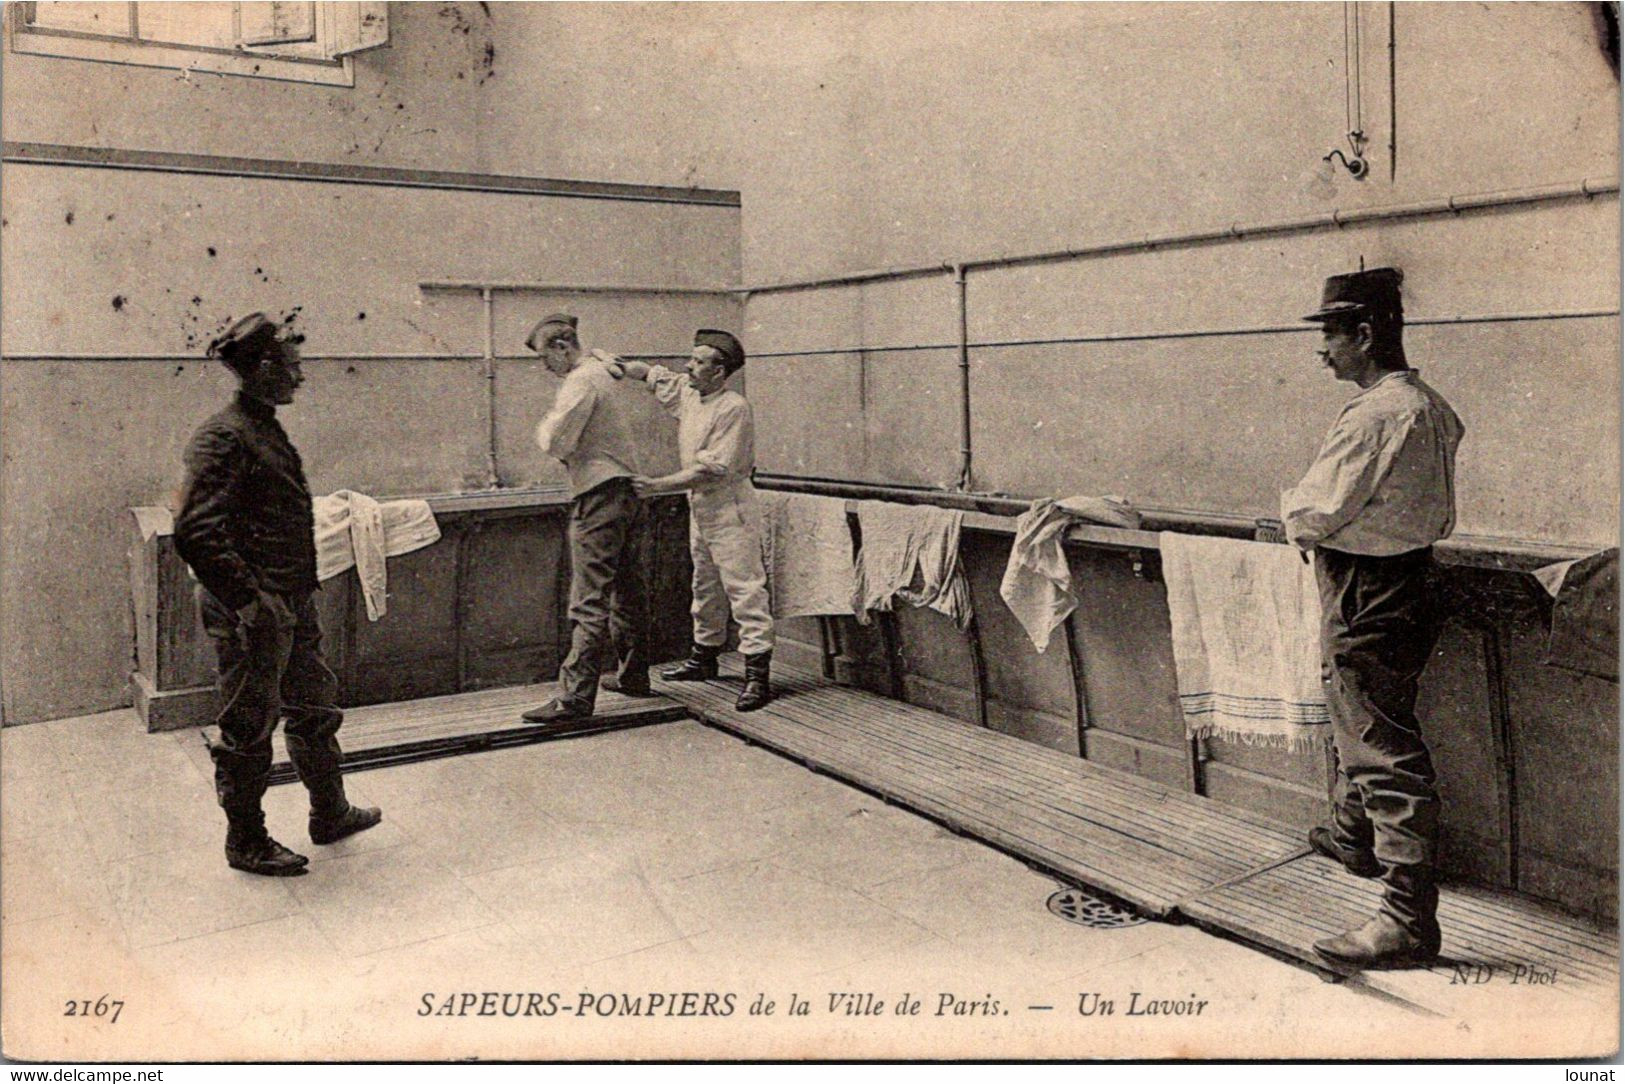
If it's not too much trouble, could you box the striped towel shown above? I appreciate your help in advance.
[1160,532,1329,750]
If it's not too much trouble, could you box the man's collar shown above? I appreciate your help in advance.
[235,390,277,419]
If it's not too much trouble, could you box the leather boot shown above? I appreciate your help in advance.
[225,809,308,877]
[602,670,656,697]
[1313,912,1440,970]
[661,644,721,682]
[1308,826,1382,878]
[306,775,383,846]
[736,651,773,712]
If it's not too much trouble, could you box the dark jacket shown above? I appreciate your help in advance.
[174,393,318,610]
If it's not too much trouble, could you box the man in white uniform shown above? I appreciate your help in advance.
[615,330,775,712]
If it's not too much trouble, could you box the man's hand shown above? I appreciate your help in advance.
[631,475,660,499]
[619,360,652,381]
[237,590,294,629]
[590,349,626,378]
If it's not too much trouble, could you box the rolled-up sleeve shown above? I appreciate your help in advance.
[693,397,754,479]
[1281,412,1410,548]
[174,425,260,610]
[645,365,689,418]
[535,372,596,461]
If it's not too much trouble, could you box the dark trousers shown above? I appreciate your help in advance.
[198,587,345,820]
[1315,545,1443,936]
[557,477,650,709]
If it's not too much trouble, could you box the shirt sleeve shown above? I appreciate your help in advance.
[693,397,754,479]
[173,425,261,610]
[535,371,597,461]
[645,365,690,418]
[1281,409,1415,549]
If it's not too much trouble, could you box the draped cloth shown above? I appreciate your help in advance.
[1161,532,1329,750]
[312,491,440,621]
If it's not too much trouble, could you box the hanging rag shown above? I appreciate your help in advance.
[759,491,858,618]
[999,494,1142,652]
[999,499,1077,653]
[1536,547,1619,681]
[312,491,441,621]
[1161,532,1329,750]
[854,500,973,630]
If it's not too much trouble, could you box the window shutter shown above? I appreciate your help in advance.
[327,1,388,56]
[30,2,135,36]
[238,1,315,46]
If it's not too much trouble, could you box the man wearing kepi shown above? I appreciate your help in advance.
[617,330,774,712]
[523,313,651,724]
[175,314,381,877]
[1281,268,1464,969]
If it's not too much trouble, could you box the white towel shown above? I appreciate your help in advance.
[760,492,857,618]
[313,491,441,621]
[1160,532,1329,750]
[999,499,1077,653]
[854,501,973,630]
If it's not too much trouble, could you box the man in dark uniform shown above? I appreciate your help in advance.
[175,313,382,876]
[1281,269,1464,968]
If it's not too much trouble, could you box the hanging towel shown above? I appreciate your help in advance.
[1539,547,1619,681]
[1055,494,1142,530]
[760,492,858,618]
[1000,499,1077,653]
[1161,532,1329,750]
[999,494,1143,652]
[313,491,441,621]
[854,500,973,630]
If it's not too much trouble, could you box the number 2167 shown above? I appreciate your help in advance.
[64,997,123,1023]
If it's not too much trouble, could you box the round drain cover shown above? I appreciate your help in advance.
[1046,887,1147,929]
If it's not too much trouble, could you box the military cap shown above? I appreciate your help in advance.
[695,328,745,373]
[207,312,282,364]
[1302,268,1404,323]
[526,313,579,352]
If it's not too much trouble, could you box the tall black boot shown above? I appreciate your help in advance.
[661,644,721,682]
[224,806,308,877]
[306,774,383,846]
[736,651,773,712]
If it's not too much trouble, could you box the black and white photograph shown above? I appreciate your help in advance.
[0,0,1619,1063]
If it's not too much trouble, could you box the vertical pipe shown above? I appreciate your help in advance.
[1062,613,1090,758]
[481,286,498,488]
[953,263,973,491]
[1388,1,1397,182]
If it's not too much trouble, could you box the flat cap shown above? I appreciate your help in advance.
[526,313,579,351]
[695,328,744,372]
[1302,268,1404,322]
[207,312,282,363]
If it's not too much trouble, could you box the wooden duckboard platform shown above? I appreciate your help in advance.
[201,683,684,785]
[658,656,1620,1017]
[655,661,1309,917]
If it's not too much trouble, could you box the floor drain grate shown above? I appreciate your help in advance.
[1046,887,1147,929]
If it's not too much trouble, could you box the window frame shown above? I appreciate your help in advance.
[8,2,357,86]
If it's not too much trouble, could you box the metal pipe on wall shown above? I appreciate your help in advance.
[953,263,973,491]
[743,177,1618,295]
[481,286,498,488]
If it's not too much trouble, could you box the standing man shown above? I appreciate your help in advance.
[523,314,652,723]
[175,314,381,877]
[1281,268,1464,969]
[617,330,774,712]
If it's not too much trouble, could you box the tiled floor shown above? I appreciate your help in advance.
[0,710,1611,1060]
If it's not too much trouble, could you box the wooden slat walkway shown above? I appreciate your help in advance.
[658,656,1620,1016]
[202,683,685,785]
[654,661,1307,917]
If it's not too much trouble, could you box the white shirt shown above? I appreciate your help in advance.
[1281,369,1464,556]
[534,355,642,497]
[646,366,755,493]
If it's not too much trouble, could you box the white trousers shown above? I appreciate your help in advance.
[689,484,775,657]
